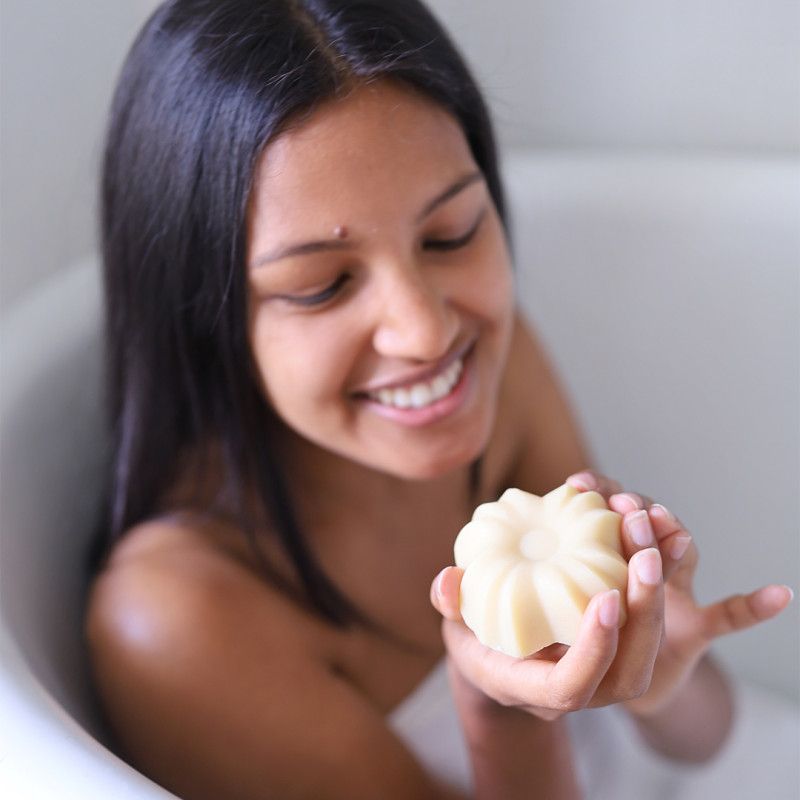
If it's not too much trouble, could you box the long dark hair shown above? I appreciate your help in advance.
[89,0,511,634]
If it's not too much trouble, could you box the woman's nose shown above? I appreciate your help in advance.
[371,268,458,362]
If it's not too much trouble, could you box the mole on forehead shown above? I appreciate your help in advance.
[334,225,349,239]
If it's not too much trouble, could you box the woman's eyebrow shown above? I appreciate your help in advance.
[250,170,484,268]
[415,169,483,223]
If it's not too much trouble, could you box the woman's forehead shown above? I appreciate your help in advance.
[249,81,476,222]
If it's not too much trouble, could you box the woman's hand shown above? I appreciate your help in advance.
[564,470,794,717]
[430,470,793,721]
[430,485,669,721]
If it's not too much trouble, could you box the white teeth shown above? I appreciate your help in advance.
[447,359,463,384]
[409,385,433,408]
[431,375,449,397]
[369,356,464,410]
[392,387,411,408]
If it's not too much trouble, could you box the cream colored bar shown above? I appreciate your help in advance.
[454,484,628,658]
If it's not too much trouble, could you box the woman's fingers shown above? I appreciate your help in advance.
[646,504,698,586]
[436,580,621,713]
[430,566,464,621]
[439,617,554,708]
[700,584,794,641]
[599,547,664,703]
[541,589,621,711]
[568,475,692,583]
[566,470,625,500]
[611,498,695,583]
[564,474,693,582]
[620,508,657,554]
[608,491,655,514]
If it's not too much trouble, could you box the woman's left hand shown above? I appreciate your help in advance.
[565,469,794,717]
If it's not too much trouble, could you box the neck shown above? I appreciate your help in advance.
[273,421,474,527]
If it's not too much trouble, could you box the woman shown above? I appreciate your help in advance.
[84,2,793,798]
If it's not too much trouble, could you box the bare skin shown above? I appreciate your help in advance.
[84,81,793,800]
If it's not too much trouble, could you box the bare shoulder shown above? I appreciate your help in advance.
[84,517,461,800]
[85,513,325,652]
[494,309,593,494]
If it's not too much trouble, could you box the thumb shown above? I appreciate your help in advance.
[430,566,465,621]
[701,584,794,640]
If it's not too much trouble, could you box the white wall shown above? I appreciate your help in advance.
[0,1,160,310]
[427,0,800,153]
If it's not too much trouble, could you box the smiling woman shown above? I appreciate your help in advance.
[92,0,509,629]
[81,2,793,800]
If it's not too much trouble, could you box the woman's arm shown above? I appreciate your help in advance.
[449,661,581,800]
[626,653,734,763]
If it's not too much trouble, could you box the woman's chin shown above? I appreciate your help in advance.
[379,430,491,482]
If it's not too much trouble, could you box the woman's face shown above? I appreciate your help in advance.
[246,81,514,480]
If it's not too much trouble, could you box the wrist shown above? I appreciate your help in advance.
[624,647,708,720]
[624,654,735,763]
[446,655,555,729]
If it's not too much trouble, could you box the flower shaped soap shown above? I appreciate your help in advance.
[454,484,628,658]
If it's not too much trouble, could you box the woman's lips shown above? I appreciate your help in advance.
[355,343,476,428]
[356,337,475,395]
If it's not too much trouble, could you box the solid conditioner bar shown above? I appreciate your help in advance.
[454,484,629,658]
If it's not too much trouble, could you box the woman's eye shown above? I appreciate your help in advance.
[424,209,485,252]
[285,274,349,307]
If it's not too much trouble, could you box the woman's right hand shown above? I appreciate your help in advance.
[429,523,669,721]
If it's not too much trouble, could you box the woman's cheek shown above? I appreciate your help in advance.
[470,218,515,315]
[467,255,514,322]
[247,306,311,411]
[257,315,356,411]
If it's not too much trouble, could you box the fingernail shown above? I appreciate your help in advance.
[598,589,620,628]
[434,571,446,600]
[670,535,692,561]
[617,492,642,511]
[628,510,654,547]
[650,503,675,521]
[635,548,662,585]
[569,473,595,490]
